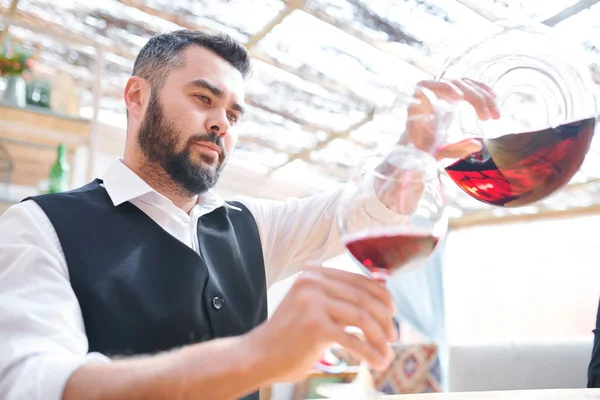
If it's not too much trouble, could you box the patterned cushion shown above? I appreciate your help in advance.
[371,343,442,395]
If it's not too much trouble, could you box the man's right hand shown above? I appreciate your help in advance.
[245,266,397,383]
[61,267,397,400]
[404,78,501,160]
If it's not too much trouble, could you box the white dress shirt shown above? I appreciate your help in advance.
[0,160,349,400]
[0,159,397,400]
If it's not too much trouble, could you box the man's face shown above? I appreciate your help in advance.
[136,46,246,195]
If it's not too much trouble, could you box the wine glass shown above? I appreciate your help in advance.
[337,145,447,280]
[314,146,446,385]
[433,21,599,207]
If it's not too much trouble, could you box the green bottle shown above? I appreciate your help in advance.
[47,143,70,194]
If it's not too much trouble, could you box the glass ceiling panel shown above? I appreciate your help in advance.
[246,59,372,132]
[255,9,430,108]
[237,105,325,154]
[145,0,285,42]
[16,0,183,50]
[349,113,405,149]
[305,0,490,55]
[309,138,367,170]
[232,141,289,169]
[271,159,345,193]
[476,0,580,21]
[553,3,600,75]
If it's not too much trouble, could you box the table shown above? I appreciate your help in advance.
[378,389,600,399]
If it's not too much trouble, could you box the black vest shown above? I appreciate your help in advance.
[28,179,267,400]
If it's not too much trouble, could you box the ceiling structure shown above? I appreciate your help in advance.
[2,0,600,228]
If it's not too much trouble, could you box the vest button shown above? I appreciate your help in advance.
[212,296,224,310]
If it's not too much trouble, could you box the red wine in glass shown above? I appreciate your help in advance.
[445,117,596,207]
[344,228,440,278]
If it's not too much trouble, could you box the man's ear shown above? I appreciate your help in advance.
[124,76,150,118]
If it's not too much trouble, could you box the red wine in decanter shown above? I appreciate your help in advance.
[445,117,595,207]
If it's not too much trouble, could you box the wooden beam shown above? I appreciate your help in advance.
[244,98,343,134]
[115,0,192,31]
[250,51,373,107]
[269,110,375,174]
[450,0,500,22]
[562,177,600,192]
[543,0,600,26]
[455,0,600,25]
[450,202,600,230]
[236,136,364,181]
[245,0,306,50]
[0,0,20,44]
[449,176,600,229]
[0,11,138,60]
[239,128,372,155]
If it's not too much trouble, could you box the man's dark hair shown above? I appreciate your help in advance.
[132,30,251,89]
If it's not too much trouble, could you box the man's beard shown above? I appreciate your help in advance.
[137,93,226,196]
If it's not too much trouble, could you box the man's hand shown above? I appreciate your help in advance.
[404,78,501,160]
[61,267,395,400]
[246,266,396,383]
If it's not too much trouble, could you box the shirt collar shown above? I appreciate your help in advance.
[101,158,239,211]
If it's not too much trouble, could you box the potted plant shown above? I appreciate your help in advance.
[0,38,36,107]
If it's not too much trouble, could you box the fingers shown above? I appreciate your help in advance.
[305,267,395,314]
[416,80,463,101]
[436,138,483,160]
[326,298,391,359]
[414,78,501,121]
[323,279,398,342]
[451,78,501,120]
[324,323,394,371]
[401,78,500,159]
[466,78,496,99]
[296,268,397,368]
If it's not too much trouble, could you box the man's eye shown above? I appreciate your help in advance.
[227,113,238,124]
[196,95,210,104]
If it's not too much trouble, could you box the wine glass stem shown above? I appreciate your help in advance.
[372,273,401,341]
[315,347,347,374]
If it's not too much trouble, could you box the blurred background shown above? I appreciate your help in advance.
[1,0,600,397]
